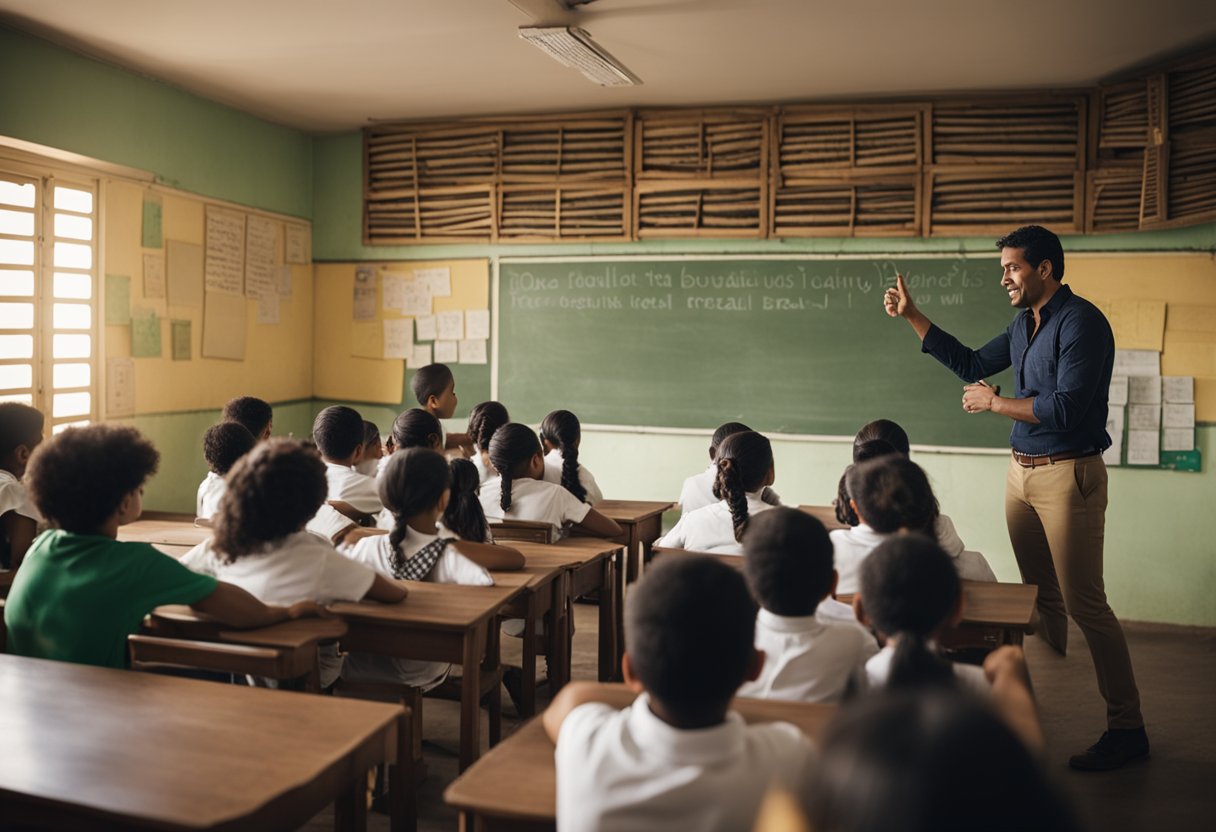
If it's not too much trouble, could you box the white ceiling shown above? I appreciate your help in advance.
[3,0,1215,132]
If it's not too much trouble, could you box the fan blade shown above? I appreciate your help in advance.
[508,0,577,24]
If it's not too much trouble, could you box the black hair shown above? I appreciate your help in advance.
[222,396,273,439]
[0,402,44,458]
[743,508,834,616]
[212,440,327,561]
[854,419,910,457]
[845,455,939,536]
[202,422,256,476]
[709,421,751,461]
[391,408,443,451]
[411,363,454,407]
[379,447,451,552]
[805,689,1080,832]
[711,431,773,542]
[443,458,490,542]
[467,400,510,453]
[835,439,901,526]
[539,409,586,502]
[26,424,158,534]
[626,555,758,723]
[859,534,960,690]
[997,225,1065,282]
[362,420,381,447]
[311,405,365,460]
[487,423,543,512]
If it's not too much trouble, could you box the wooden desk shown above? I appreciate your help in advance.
[797,504,848,531]
[492,563,568,718]
[596,499,674,584]
[444,685,834,831]
[0,653,403,832]
[118,518,212,548]
[652,545,744,571]
[330,582,523,772]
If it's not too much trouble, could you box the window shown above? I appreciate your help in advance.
[0,166,98,433]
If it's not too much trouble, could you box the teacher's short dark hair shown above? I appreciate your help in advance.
[997,225,1064,282]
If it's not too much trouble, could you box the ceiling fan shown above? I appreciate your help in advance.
[509,0,644,86]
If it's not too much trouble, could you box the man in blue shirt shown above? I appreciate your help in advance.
[884,225,1147,771]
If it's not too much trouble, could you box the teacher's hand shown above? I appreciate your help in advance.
[883,274,917,318]
[962,381,1000,413]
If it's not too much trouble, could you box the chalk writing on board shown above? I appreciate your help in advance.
[205,207,246,294]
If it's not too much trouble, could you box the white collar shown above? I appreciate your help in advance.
[626,694,746,765]
[757,608,825,634]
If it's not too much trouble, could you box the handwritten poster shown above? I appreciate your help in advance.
[244,215,278,298]
[141,196,163,248]
[458,339,487,364]
[204,207,246,294]
[382,272,408,312]
[401,278,432,317]
[285,224,310,264]
[383,319,412,359]
[415,266,451,297]
[353,268,377,321]
[436,310,464,341]
[465,308,490,340]
[143,252,165,300]
[414,314,437,341]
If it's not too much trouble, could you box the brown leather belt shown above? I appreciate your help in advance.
[1011,449,1101,468]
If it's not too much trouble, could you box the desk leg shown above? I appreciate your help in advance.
[459,626,486,772]
[334,773,368,832]
[389,710,417,832]
[598,554,618,682]
[625,526,642,584]
[551,572,571,692]
[519,593,538,718]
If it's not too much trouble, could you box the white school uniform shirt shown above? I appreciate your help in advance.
[472,451,491,484]
[479,476,591,537]
[830,514,994,595]
[555,693,814,832]
[737,608,879,704]
[195,471,225,519]
[865,642,990,696]
[678,465,784,517]
[0,470,39,523]
[339,526,492,689]
[324,461,383,514]
[542,448,604,505]
[305,503,355,543]
[180,531,376,687]
[656,491,775,555]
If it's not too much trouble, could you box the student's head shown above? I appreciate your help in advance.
[202,422,256,477]
[467,400,510,453]
[355,420,384,476]
[26,424,158,534]
[712,430,775,542]
[222,396,273,441]
[804,689,1079,832]
[857,534,961,689]
[390,408,444,452]
[488,423,544,511]
[312,405,365,463]
[853,419,909,458]
[709,421,751,461]
[443,457,490,543]
[539,409,586,502]
[379,447,451,550]
[212,440,327,561]
[744,508,834,617]
[0,402,45,476]
[845,455,938,536]
[834,439,900,526]
[411,363,457,418]
[624,555,760,726]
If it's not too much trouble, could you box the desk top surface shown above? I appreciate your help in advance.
[796,504,849,531]
[118,519,212,547]
[148,605,349,649]
[445,686,833,821]
[596,500,674,522]
[835,580,1037,627]
[329,581,523,630]
[0,653,400,830]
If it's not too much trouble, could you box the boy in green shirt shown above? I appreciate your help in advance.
[4,423,324,669]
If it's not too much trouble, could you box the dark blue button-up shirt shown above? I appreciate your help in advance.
[920,284,1114,455]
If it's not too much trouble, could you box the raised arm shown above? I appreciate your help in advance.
[573,508,623,539]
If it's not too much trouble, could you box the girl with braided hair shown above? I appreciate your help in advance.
[466,400,510,484]
[657,430,776,555]
[539,409,603,505]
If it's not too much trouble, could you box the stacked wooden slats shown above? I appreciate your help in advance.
[1095,80,1149,160]
[1165,57,1216,224]
[1140,75,1168,227]
[1087,80,1148,232]
[1087,168,1143,232]
[498,186,629,240]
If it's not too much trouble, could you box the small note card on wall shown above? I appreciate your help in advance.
[106,357,135,417]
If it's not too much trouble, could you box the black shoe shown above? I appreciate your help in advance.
[1068,727,1150,771]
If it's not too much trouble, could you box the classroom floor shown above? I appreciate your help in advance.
[299,608,1216,832]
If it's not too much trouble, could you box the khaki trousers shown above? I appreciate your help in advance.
[1004,454,1143,729]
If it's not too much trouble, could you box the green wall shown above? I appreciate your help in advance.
[0,26,313,218]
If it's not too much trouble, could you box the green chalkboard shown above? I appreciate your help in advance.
[497,256,1021,448]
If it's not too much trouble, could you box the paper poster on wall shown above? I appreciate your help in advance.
[414,314,437,341]
[353,267,377,321]
[204,207,246,294]
[382,272,408,312]
[1100,299,1166,351]
[436,310,463,341]
[276,265,293,297]
[166,240,204,308]
[257,291,281,325]
[171,320,191,361]
[1127,376,1161,405]
[106,357,135,417]
[434,340,458,363]
[1163,428,1195,452]
[383,319,412,359]
[458,339,487,364]
[244,216,278,298]
[285,224,310,264]
[1163,403,1195,429]
[351,320,382,359]
[143,253,165,300]
[401,278,432,317]
[105,274,131,325]
[202,290,247,360]
[1107,376,1128,407]
[465,308,490,340]
[1127,404,1161,431]
[414,266,451,297]
[1127,430,1160,466]
[141,195,163,249]
[131,309,162,358]
[410,343,432,368]
[1113,349,1160,377]
[1162,376,1194,403]
[1103,407,1124,466]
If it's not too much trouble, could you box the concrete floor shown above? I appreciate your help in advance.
[302,609,1216,832]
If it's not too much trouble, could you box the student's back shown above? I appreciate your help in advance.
[539,409,604,505]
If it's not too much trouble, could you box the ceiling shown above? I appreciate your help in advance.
[3,0,1215,133]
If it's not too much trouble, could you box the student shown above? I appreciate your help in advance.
[442,457,492,542]
[539,409,603,505]
[480,423,622,539]
[544,555,814,832]
[466,400,510,483]
[832,455,995,594]
[832,437,898,527]
[0,402,43,569]
[855,534,996,695]
[340,447,524,687]
[388,407,444,454]
[222,395,274,441]
[313,405,382,517]
[196,421,256,520]
[737,508,877,703]
[658,431,777,555]
[355,420,384,477]
[678,421,781,516]
[181,440,405,687]
[3,424,325,669]
[411,363,471,454]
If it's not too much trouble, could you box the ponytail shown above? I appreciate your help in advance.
[378,447,450,551]
[444,458,490,542]
[715,457,750,542]
[835,467,859,526]
[711,431,773,543]
[488,423,543,513]
[540,409,587,502]
[886,631,956,690]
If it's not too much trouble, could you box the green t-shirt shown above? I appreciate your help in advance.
[3,529,218,669]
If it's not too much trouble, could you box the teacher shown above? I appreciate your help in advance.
[883,225,1147,771]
